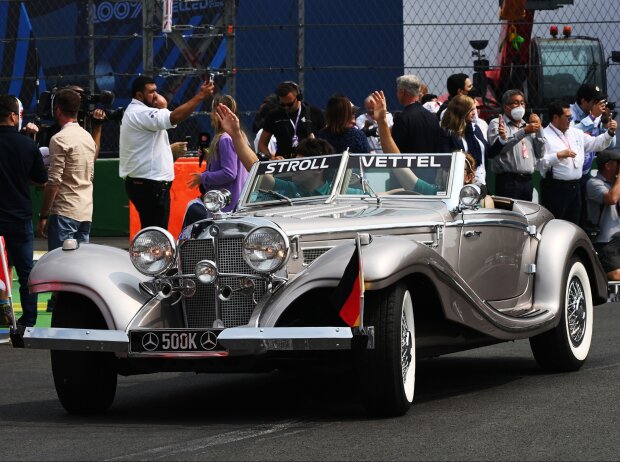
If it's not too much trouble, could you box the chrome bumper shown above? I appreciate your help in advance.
[18,326,374,355]
[21,327,129,352]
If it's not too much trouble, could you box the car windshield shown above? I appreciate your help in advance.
[343,153,453,197]
[241,153,454,206]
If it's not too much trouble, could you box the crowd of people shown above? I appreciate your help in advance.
[1,72,619,327]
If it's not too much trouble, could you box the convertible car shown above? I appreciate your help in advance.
[11,151,608,417]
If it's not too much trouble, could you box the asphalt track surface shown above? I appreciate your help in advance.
[1,303,619,461]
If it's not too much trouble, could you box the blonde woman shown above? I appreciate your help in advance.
[439,94,489,184]
[188,94,248,212]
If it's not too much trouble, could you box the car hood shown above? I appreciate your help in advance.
[236,200,448,235]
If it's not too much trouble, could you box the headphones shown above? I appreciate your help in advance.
[281,81,303,102]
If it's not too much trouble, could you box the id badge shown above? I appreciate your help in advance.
[292,135,299,148]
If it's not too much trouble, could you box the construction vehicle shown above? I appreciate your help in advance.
[472,0,619,118]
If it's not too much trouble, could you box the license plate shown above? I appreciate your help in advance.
[129,329,225,353]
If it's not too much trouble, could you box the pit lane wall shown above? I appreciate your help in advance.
[30,157,202,238]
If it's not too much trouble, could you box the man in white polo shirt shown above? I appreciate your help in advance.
[538,99,616,225]
[119,76,213,229]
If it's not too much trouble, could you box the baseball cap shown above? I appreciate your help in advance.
[596,149,620,164]
[576,83,606,103]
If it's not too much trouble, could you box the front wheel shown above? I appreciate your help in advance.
[51,293,117,414]
[358,282,415,417]
[530,258,593,372]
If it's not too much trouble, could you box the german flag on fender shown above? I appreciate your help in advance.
[334,243,364,327]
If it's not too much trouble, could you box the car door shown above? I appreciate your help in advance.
[457,208,533,302]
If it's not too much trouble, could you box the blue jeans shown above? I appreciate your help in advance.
[47,214,91,251]
[0,220,37,326]
[46,215,91,313]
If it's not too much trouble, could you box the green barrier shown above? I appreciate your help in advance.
[31,159,129,237]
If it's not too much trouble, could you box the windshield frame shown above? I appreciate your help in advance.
[236,152,458,210]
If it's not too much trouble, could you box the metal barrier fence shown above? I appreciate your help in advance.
[1,0,619,157]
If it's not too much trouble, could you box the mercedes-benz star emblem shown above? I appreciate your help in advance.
[141,332,159,351]
[200,331,218,350]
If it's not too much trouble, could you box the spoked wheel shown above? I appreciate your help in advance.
[530,258,593,372]
[359,282,415,417]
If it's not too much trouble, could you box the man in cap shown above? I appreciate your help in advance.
[586,149,620,280]
[571,84,616,226]
[570,83,606,126]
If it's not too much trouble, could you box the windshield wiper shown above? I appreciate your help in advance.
[358,159,381,204]
[258,189,293,206]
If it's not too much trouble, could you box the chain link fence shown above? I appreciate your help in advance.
[1,0,619,156]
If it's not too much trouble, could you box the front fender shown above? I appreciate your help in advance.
[534,219,608,315]
[258,236,558,339]
[258,236,437,326]
[29,244,151,329]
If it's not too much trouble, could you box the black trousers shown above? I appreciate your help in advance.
[495,172,533,201]
[540,177,581,225]
[125,177,172,230]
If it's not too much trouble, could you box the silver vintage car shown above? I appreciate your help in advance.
[13,151,608,417]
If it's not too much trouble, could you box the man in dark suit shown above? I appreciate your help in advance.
[391,74,441,155]
[0,94,48,327]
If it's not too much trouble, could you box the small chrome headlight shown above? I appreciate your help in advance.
[195,260,218,284]
[459,184,481,208]
[242,226,289,273]
[203,188,232,213]
[129,227,176,276]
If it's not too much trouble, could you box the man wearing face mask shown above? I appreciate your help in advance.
[258,81,325,159]
[119,76,214,230]
[486,90,546,201]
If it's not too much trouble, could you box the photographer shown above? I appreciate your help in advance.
[585,149,620,281]
[355,94,393,153]
[0,94,47,327]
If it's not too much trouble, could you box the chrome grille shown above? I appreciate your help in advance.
[303,247,331,265]
[179,238,268,328]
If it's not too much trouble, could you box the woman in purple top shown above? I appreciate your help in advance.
[189,94,249,212]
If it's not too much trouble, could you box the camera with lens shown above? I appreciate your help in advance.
[38,85,119,124]
[361,125,378,138]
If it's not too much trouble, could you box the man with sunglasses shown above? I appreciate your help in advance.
[539,100,616,224]
[0,95,48,328]
[258,81,324,159]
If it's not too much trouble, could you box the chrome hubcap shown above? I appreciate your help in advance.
[567,276,586,347]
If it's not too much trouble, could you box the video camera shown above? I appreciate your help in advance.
[38,86,123,124]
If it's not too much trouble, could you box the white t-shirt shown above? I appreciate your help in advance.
[119,98,176,181]
[355,112,393,153]
[254,129,277,155]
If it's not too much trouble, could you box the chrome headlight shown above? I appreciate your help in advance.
[195,260,218,284]
[242,226,289,273]
[203,188,232,213]
[459,184,481,208]
[129,227,176,276]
